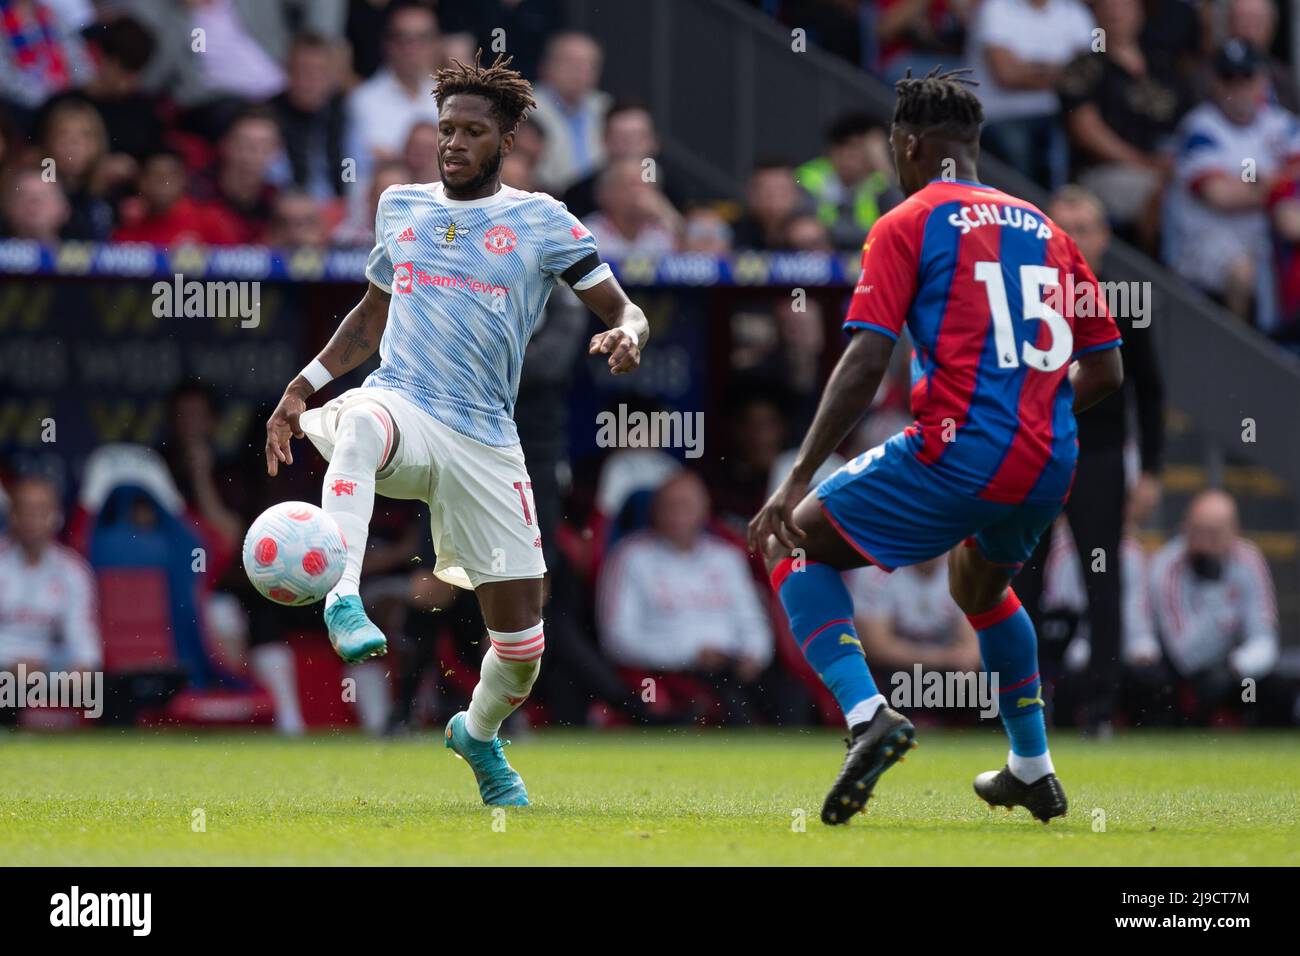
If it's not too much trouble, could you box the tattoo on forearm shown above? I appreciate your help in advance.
[340,326,371,364]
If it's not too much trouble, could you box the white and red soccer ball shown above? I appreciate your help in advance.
[241,502,347,606]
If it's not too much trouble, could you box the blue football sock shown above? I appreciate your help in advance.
[970,590,1048,759]
[771,557,882,726]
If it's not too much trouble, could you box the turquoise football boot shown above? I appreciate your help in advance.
[323,595,387,663]
[444,711,530,806]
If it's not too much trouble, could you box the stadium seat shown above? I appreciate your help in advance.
[88,485,219,686]
[97,567,179,673]
[71,446,263,725]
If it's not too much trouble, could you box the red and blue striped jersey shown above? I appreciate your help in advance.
[844,179,1122,505]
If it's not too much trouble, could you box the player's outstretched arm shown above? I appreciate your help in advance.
[577,275,649,376]
[748,330,894,553]
[265,282,391,476]
[1070,346,1124,414]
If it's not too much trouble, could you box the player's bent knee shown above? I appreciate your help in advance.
[950,581,1006,617]
[786,497,865,572]
[476,577,545,633]
[335,401,398,471]
[947,546,1010,615]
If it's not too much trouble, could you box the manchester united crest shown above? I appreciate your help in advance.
[484,224,518,255]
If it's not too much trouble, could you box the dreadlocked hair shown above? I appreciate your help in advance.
[433,51,538,134]
[892,66,983,142]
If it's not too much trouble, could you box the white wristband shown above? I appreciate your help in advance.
[619,324,641,348]
[299,358,334,394]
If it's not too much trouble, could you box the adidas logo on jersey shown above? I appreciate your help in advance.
[397,227,417,243]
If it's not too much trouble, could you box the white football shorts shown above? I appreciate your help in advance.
[300,386,546,590]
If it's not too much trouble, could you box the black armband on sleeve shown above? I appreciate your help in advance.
[560,252,603,287]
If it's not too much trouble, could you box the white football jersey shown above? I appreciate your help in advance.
[851,563,964,647]
[0,538,101,668]
[364,182,611,446]
[1167,101,1300,288]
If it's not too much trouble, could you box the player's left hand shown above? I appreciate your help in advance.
[265,389,307,477]
[589,327,640,375]
[747,475,809,555]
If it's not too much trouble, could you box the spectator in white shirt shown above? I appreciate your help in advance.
[344,4,441,204]
[597,470,773,723]
[852,557,980,676]
[1166,40,1300,324]
[967,0,1095,188]
[1145,490,1287,724]
[582,158,680,259]
[529,31,611,194]
[0,477,101,680]
[123,0,343,119]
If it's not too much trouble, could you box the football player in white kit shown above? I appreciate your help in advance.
[263,54,647,806]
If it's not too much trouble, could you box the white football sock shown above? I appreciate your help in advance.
[845,694,886,729]
[250,643,305,735]
[321,403,390,608]
[1008,749,1055,784]
[465,622,544,741]
[348,660,392,735]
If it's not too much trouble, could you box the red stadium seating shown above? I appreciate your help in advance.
[98,568,180,674]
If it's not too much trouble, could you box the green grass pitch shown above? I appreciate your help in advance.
[1,728,1296,866]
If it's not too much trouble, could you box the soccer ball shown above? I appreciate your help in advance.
[242,502,347,606]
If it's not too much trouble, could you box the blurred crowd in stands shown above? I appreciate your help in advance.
[760,0,1300,348]
[0,0,1294,733]
[2,0,1298,340]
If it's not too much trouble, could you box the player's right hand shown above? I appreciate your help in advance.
[265,390,307,476]
[588,327,640,375]
[747,476,808,555]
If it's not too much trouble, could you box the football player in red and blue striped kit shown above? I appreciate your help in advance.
[749,68,1124,825]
